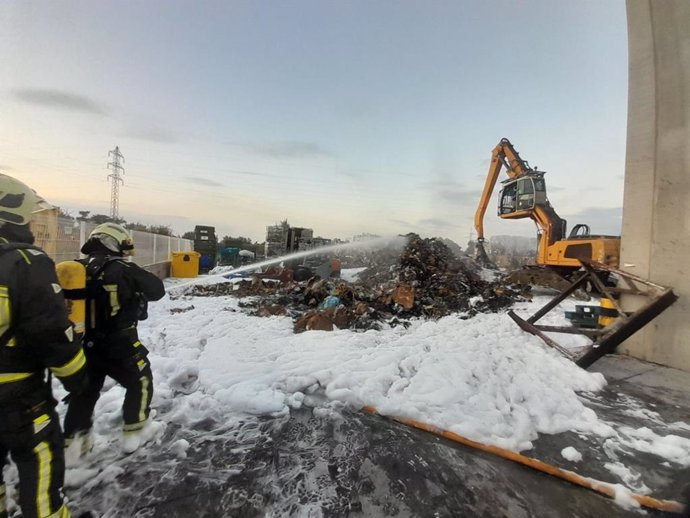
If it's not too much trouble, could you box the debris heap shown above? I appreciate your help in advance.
[181,234,528,332]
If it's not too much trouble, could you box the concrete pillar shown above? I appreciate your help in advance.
[620,0,690,370]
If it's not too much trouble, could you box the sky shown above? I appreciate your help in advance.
[0,0,628,244]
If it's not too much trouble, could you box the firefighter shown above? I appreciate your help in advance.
[63,222,165,455]
[0,174,88,518]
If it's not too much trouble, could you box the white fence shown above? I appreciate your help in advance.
[30,210,193,267]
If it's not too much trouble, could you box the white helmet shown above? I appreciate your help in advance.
[86,222,135,256]
[0,173,50,226]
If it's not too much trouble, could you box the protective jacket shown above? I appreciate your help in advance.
[0,239,87,413]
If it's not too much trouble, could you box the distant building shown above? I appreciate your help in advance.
[264,220,316,256]
[352,232,380,242]
[300,236,333,250]
[264,220,340,257]
[265,220,290,257]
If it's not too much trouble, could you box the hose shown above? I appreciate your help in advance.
[361,405,686,515]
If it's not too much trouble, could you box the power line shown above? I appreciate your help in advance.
[107,146,125,219]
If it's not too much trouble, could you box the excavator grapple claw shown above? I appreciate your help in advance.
[475,240,497,269]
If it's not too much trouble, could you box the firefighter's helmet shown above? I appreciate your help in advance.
[0,173,50,226]
[87,222,135,256]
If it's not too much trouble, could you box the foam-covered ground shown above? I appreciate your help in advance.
[4,271,687,516]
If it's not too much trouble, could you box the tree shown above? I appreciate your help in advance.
[89,214,125,225]
[89,214,112,224]
[149,225,173,236]
[220,235,252,249]
[58,207,73,219]
[78,210,91,221]
[125,222,173,236]
[253,241,265,258]
[125,222,148,232]
[182,231,196,240]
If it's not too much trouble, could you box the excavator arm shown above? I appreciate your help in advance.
[473,138,531,264]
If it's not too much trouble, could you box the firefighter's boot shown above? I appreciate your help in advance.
[121,417,164,454]
[65,431,94,467]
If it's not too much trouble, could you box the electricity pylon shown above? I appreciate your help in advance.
[107,146,125,220]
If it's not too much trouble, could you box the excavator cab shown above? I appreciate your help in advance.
[498,173,547,218]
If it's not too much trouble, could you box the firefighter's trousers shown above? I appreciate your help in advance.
[0,406,72,518]
[64,351,153,437]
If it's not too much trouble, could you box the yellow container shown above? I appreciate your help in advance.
[598,297,618,327]
[171,251,200,278]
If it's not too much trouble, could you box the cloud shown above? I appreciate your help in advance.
[334,169,361,180]
[335,167,416,182]
[422,180,481,205]
[183,170,279,188]
[237,141,334,160]
[437,187,481,205]
[184,177,223,187]
[418,218,461,229]
[122,125,178,143]
[13,88,106,114]
[388,218,411,227]
[234,170,278,178]
[562,206,622,236]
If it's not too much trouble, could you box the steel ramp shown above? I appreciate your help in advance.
[507,260,678,369]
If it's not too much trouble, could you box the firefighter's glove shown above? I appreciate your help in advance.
[62,371,90,396]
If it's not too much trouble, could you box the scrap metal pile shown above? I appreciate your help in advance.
[184,234,529,332]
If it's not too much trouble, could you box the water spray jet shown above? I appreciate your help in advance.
[167,235,409,293]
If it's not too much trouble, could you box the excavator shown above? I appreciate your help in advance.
[472,139,677,370]
[473,138,620,291]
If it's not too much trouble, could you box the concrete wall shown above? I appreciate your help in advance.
[620,0,690,371]
[144,261,171,280]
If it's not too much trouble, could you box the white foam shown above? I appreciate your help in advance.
[561,446,583,462]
